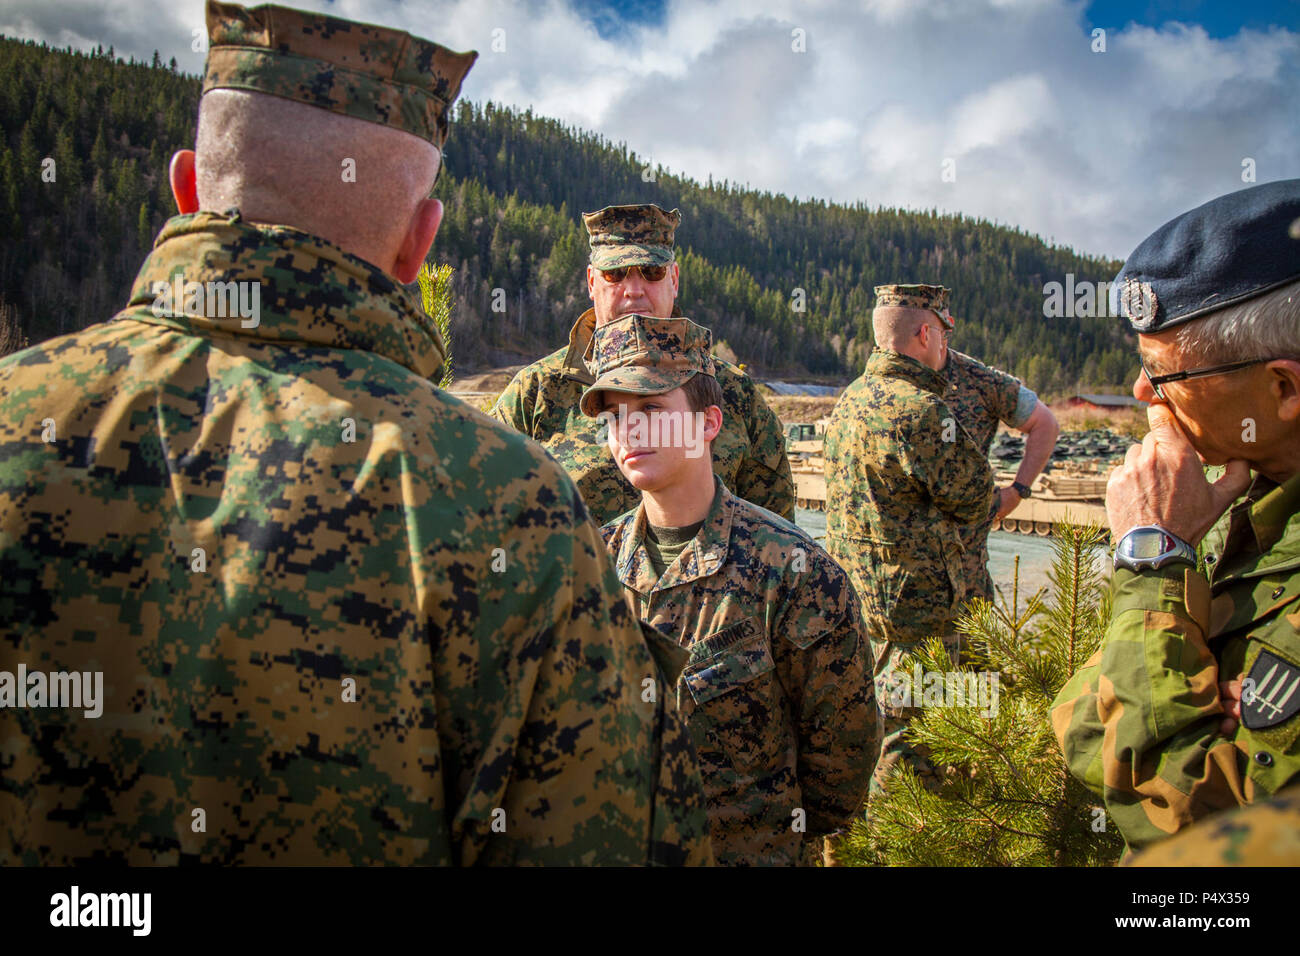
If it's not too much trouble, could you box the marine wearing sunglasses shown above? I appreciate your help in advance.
[598,264,671,283]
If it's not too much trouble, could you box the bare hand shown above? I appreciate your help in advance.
[1105,404,1251,544]
[1219,678,1243,735]
[994,486,1021,520]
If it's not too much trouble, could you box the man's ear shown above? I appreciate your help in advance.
[392,198,443,284]
[586,264,597,300]
[670,261,680,298]
[1267,359,1300,423]
[705,404,723,442]
[169,150,199,214]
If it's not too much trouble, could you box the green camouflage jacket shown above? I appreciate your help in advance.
[824,348,996,643]
[601,478,876,866]
[0,211,712,866]
[1053,471,1300,851]
[1128,784,1300,866]
[942,350,1037,599]
[490,309,794,525]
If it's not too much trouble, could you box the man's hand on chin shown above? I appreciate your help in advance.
[1106,404,1252,545]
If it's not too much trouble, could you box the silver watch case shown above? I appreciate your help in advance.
[1114,525,1197,572]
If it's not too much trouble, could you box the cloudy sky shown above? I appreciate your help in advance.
[2,0,1296,259]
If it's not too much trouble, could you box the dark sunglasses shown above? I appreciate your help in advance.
[599,264,670,283]
[1139,353,1280,401]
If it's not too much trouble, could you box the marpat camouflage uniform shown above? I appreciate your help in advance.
[491,202,793,525]
[200,0,474,149]
[603,478,876,865]
[1127,784,1300,866]
[584,203,681,270]
[0,1,712,867]
[1053,472,1300,851]
[578,311,718,416]
[942,349,1038,602]
[824,347,995,793]
[492,309,794,525]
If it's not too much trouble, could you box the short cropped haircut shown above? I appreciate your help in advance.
[681,372,723,414]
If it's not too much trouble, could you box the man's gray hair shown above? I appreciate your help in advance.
[1173,278,1300,364]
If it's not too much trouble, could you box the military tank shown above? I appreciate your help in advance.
[987,467,1112,539]
[786,421,829,512]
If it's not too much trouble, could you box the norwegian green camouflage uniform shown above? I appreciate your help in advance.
[1053,472,1300,851]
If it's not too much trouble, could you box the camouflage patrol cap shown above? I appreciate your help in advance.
[874,283,953,330]
[201,0,477,148]
[580,314,716,417]
[583,204,682,270]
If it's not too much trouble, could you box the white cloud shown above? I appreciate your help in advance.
[2,0,1296,258]
[949,75,1057,154]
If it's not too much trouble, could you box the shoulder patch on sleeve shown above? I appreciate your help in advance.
[1243,649,1300,730]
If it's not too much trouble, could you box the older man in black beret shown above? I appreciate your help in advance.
[1052,178,1300,853]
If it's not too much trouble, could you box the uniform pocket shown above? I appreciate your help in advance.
[684,622,773,702]
[681,617,784,776]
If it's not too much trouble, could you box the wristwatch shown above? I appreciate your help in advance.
[1114,525,1197,573]
[1011,481,1032,499]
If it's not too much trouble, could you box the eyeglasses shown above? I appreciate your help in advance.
[599,264,670,283]
[916,322,949,343]
[1139,353,1280,401]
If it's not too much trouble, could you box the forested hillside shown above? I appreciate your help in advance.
[0,36,1138,392]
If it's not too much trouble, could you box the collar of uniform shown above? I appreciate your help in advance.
[941,348,973,377]
[616,475,735,594]
[118,211,446,380]
[614,507,664,595]
[867,347,949,396]
[1237,473,1300,567]
[561,302,687,382]
[560,308,599,384]
[1212,471,1300,581]
[1250,470,1300,553]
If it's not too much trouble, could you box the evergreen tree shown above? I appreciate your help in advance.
[0,36,1131,387]
[841,522,1125,867]
[136,201,152,252]
[417,262,456,389]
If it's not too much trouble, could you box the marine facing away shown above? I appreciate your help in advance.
[824,283,996,795]
[0,0,713,866]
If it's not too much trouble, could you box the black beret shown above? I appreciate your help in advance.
[1114,178,1300,333]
